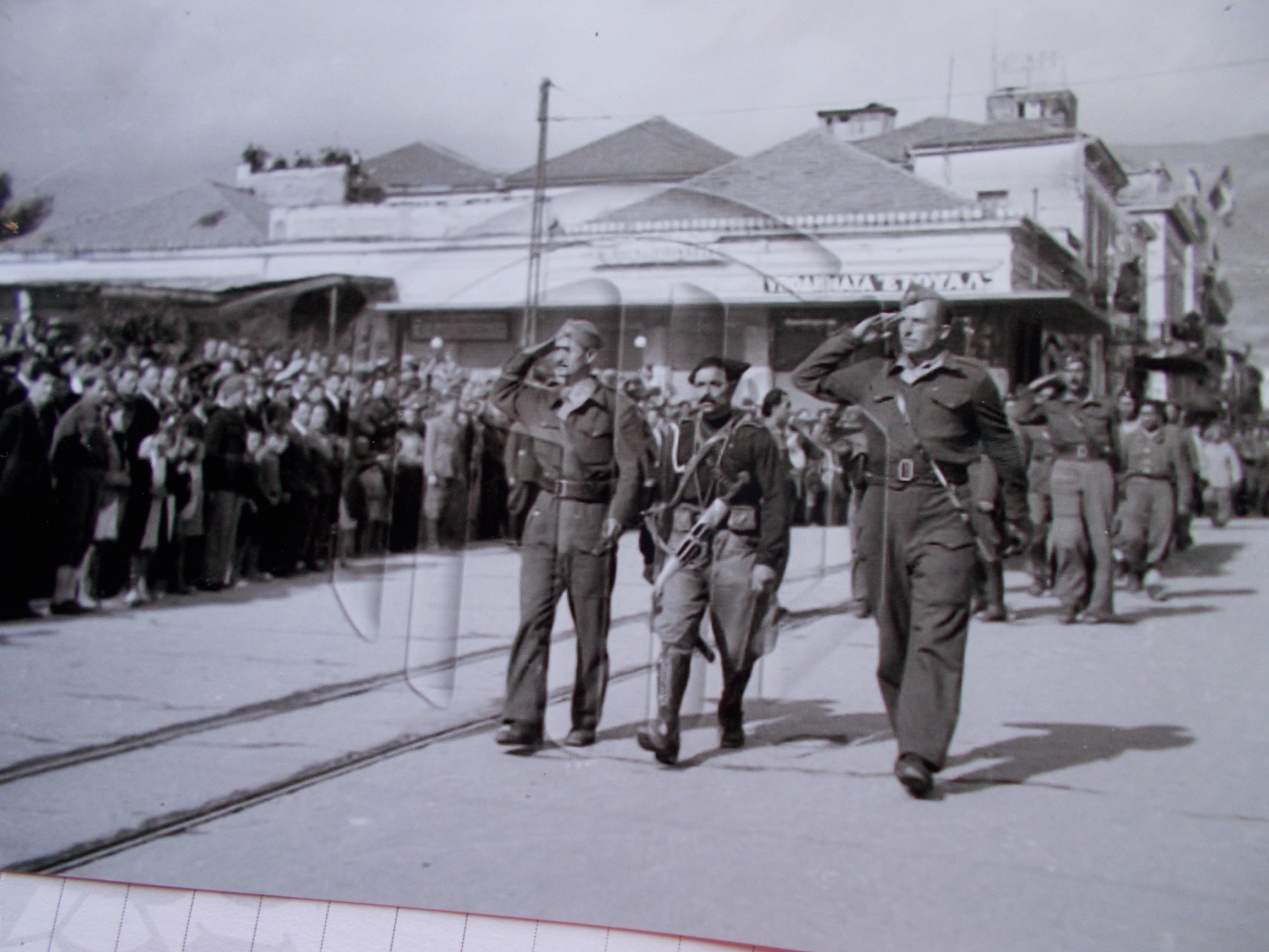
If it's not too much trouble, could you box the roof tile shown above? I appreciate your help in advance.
[505,117,734,187]
[599,129,971,225]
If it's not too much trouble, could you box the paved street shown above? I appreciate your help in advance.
[1,523,1267,952]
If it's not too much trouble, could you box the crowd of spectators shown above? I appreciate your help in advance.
[0,321,865,622]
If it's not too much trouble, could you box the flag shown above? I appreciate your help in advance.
[1208,165,1235,225]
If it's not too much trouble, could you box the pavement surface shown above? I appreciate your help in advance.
[1,523,1267,952]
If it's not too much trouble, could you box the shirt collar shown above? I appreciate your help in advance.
[891,349,948,385]
[554,375,599,420]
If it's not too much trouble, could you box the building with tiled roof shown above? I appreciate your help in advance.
[853,116,985,165]
[599,129,972,225]
[361,141,498,194]
[8,182,269,255]
[504,116,734,188]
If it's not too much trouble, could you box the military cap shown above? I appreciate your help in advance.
[900,283,950,320]
[555,318,604,352]
[689,356,750,385]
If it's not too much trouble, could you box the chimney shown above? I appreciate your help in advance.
[817,103,897,142]
[986,88,1078,129]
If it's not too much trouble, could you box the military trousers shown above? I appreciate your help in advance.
[859,479,977,771]
[653,526,772,723]
[502,542,616,733]
[1047,459,1115,616]
[1114,477,1176,574]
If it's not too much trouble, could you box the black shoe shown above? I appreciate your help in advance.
[495,723,542,747]
[719,722,746,749]
[1059,605,1080,625]
[895,754,935,798]
[637,721,681,765]
[50,601,90,616]
[978,605,1008,623]
[563,728,595,747]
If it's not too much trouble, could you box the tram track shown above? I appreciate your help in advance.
[8,661,655,875]
[0,609,648,788]
[0,558,851,789]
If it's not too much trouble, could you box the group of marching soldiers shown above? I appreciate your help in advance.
[487,286,1218,799]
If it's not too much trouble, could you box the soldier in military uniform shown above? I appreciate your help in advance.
[793,286,1029,797]
[1014,355,1118,624]
[1113,400,1193,600]
[491,319,644,749]
[637,357,789,765]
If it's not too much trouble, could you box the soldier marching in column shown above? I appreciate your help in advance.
[482,286,1231,796]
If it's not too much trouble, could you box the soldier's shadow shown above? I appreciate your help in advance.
[941,722,1194,796]
[675,699,892,769]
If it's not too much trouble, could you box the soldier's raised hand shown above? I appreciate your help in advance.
[850,311,899,344]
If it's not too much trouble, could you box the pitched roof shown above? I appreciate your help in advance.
[906,119,1078,152]
[598,129,972,225]
[854,116,985,164]
[361,141,497,192]
[6,182,269,254]
[505,117,734,188]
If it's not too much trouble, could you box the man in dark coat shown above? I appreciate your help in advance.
[793,286,1030,797]
[0,365,57,619]
[200,375,250,590]
[491,319,644,749]
[637,356,789,765]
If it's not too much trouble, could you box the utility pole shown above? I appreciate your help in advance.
[523,77,551,346]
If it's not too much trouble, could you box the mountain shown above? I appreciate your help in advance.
[1115,132,1269,362]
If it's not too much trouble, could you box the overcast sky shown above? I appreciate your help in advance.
[3,0,1268,215]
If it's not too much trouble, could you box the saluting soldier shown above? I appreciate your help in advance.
[638,357,789,765]
[1013,355,1118,624]
[1113,400,1193,600]
[491,319,644,749]
[793,286,1029,798]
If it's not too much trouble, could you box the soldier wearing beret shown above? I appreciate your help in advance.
[1012,354,1119,623]
[491,319,645,748]
[637,356,789,765]
[793,286,1030,797]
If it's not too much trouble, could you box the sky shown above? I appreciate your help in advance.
[2,0,1269,217]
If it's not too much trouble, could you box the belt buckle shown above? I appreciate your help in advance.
[896,458,915,482]
[1075,445,1089,460]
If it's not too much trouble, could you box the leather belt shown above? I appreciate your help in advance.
[539,476,614,503]
[1055,445,1105,462]
[866,457,967,488]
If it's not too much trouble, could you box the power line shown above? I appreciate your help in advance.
[545,54,1269,124]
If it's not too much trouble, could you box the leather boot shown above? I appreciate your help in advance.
[718,661,755,748]
[637,650,691,765]
[978,561,1007,622]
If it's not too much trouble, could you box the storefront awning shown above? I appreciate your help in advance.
[217,274,396,315]
[954,291,1109,333]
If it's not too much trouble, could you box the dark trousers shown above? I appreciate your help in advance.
[202,490,242,588]
[503,543,616,732]
[861,481,977,771]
